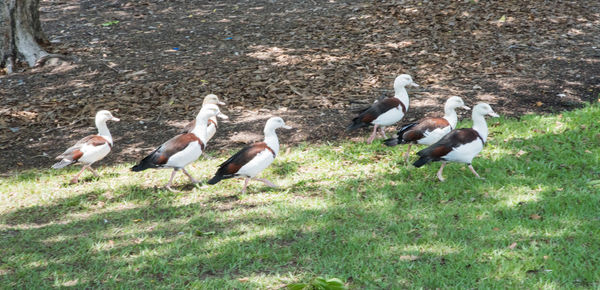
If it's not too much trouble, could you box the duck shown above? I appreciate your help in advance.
[52,110,120,184]
[413,103,499,181]
[182,94,229,142]
[347,74,419,144]
[384,96,470,163]
[131,107,220,191]
[207,117,292,193]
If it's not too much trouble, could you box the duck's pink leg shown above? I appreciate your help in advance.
[253,178,277,188]
[87,166,100,177]
[436,162,447,182]
[379,126,387,138]
[367,125,379,144]
[241,178,250,194]
[164,169,178,191]
[70,165,88,184]
[468,164,483,179]
[182,168,200,184]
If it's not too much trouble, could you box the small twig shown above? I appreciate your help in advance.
[101,61,120,73]
[42,126,62,134]
[289,85,307,98]
[32,154,51,159]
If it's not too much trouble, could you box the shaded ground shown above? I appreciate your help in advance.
[1,0,599,173]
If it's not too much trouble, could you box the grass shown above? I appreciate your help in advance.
[1,104,599,288]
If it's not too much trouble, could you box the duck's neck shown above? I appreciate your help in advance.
[263,128,279,155]
[472,113,489,142]
[443,106,458,129]
[394,85,409,111]
[191,116,209,144]
[96,119,113,145]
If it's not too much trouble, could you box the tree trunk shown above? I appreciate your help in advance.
[0,0,49,73]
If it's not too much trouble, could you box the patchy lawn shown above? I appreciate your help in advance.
[1,104,599,288]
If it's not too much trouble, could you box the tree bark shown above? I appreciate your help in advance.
[0,0,49,73]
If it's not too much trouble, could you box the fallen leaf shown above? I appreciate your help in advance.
[237,277,250,282]
[399,255,419,261]
[493,227,500,231]
[530,214,542,220]
[535,101,543,107]
[509,242,517,249]
[195,230,216,236]
[515,150,527,157]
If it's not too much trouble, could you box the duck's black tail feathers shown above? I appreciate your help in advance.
[207,175,224,185]
[384,123,416,147]
[52,159,74,169]
[346,117,369,132]
[412,156,432,168]
[383,137,399,147]
[131,150,160,172]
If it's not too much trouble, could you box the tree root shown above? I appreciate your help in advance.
[34,53,79,68]
[5,56,15,74]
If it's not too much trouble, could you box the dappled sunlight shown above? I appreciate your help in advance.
[247,45,351,67]
[500,186,544,208]
[400,244,460,256]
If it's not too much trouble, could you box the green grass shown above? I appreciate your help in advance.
[1,104,599,288]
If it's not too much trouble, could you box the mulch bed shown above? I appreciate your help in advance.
[1,0,599,173]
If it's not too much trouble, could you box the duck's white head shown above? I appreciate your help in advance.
[445,96,470,110]
[95,110,120,123]
[473,103,499,118]
[201,103,229,120]
[264,117,292,132]
[202,94,225,106]
[393,74,419,90]
[198,106,221,120]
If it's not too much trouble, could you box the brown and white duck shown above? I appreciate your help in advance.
[347,74,419,144]
[131,107,220,191]
[207,117,292,193]
[52,110,120,183]
[413,103,499,181]
[384,96,470,163]
[182,94,228,142]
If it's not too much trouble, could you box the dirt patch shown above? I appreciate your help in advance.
[1,0,599,173]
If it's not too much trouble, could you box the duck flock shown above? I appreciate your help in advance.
[52,74,499,191]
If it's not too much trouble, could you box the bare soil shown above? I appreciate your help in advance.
[1,0,599,173]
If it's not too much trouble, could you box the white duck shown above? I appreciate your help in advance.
[131,107,220,191]
[384,96,470,163]
[52,110,120,183]
[347,74,419,144]
[183,94,228,142]
[413,103,499,181]
[207,117,292,193]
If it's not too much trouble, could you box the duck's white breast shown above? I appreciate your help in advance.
[165,141,203,168]
[373,107,404,126]
[79,143,111,164]
[206,123,216,142]
[237,149,275,178]
[418,126,452,145]
[443,139,483,164]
